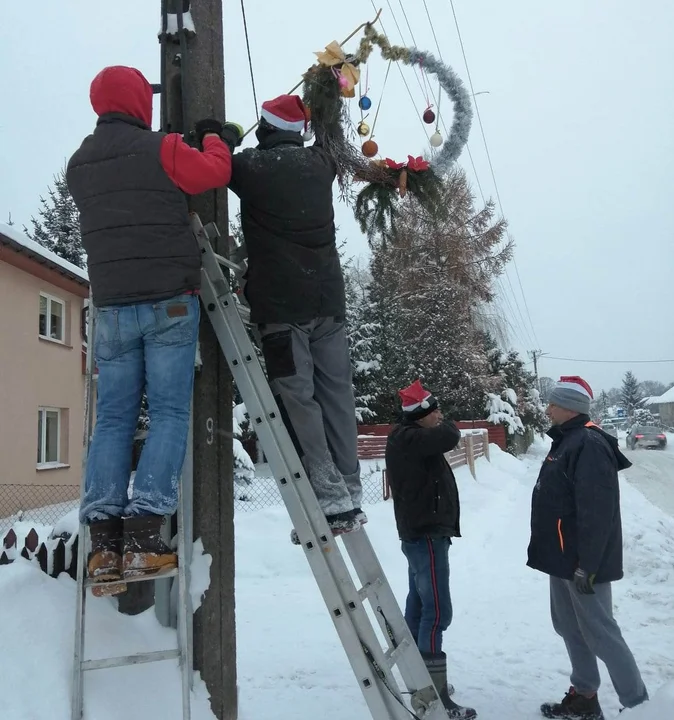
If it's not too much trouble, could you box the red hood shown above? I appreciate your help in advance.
[90,65,153,127]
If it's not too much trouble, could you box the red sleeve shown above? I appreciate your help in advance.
[160,133,232,195]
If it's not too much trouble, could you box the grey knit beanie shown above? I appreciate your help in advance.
[548,376,593,415]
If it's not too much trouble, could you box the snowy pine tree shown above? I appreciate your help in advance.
[633,407,657,426]
[483,333,546,438]
[344,260,380,422]
[621,371,642,418]
[233,402,255,499]
[24,168,85,269]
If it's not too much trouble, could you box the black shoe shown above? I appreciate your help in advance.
[325,510,361,535]
[541,687,604,719]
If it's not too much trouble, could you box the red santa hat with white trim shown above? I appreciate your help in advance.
[398,379,439,421]
[548,375,593,415]
[260,94,311,137]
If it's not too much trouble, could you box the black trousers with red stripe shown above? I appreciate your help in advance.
[401,536,453,654]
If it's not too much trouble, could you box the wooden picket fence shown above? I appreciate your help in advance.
[380,429,491,500]
[0,526,78,580]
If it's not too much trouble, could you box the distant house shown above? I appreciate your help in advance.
[0,223,89,521]
[649,386,674,427]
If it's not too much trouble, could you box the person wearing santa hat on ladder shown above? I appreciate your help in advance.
[227,94,364,539]
[527,376,648,720]
[385,379,477,719]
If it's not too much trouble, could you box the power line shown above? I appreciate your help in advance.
[396,0,532,347]
[543,356,674,365]
[370,1,534,349]
[446,0,540,348]
[370,0,431,138]
[240,0,259,121]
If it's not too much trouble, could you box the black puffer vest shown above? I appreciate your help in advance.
[66,113,200,307]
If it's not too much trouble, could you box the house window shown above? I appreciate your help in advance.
[39,293,65,342]
[37,407,61,465]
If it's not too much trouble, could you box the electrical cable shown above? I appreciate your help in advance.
[446,0,540,347]
[240,0,259,121]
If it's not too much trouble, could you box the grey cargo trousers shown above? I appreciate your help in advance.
[259,317,362,517]
[550,576,648,709]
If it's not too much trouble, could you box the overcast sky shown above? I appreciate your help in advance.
[2,0,673,393]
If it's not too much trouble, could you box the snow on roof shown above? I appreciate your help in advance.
[650,386,674,405]
[0,222,89,285]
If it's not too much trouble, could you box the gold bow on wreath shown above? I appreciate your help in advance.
[314,41,360,98]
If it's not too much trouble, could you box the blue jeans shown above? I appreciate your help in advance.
[402,537,453,655]
[80,294,199,524]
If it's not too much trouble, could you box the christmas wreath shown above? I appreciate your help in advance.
[302,21,473,240]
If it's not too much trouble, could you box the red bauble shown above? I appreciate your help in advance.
[362,140,379,158]
[423,108,436,124]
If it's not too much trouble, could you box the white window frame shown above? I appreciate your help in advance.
[39,291,66,343]
[37,406,61,468]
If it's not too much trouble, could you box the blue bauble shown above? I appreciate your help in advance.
[359,95,372,110]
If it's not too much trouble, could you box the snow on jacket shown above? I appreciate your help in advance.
[228,130,346,324]
[66,65,231,307]
[527,414,631,583]
[385,419,462,541]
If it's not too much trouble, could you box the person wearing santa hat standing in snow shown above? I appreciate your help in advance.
[227,94,363,538]
[528,376,648,720]
[385,379,477,719]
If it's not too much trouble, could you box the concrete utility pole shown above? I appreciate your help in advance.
[160,2,236,718]
[528,350,545,394]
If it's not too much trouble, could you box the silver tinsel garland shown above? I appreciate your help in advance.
[407,48,473,174]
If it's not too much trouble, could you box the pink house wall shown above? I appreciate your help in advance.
[0,259,86,509]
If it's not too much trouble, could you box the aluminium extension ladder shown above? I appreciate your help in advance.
[71,302,194,720]
[71,212,452,720]
[193,212,451,720]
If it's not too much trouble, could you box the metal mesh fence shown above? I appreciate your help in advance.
[0,484,80,536]
[234,461,387,512]
[0,463,389,535]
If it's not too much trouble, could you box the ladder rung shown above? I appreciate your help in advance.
[82,648,180,671]
[84,567,178,588]
[384,639,411,669]
[357,578,384,601]
[213,251,245,274]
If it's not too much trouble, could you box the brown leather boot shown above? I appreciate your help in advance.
[123,514,177,578]
[87,518,127,597]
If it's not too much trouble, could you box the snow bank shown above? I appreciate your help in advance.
[235,438,674,720]
[0,559,216,720]
[619,681,674,718]
[1,437,673,720]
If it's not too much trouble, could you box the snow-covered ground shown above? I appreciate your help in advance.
[1,439,673,720]
[622,433,674,518]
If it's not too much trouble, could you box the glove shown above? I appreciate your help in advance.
[574,568,596,595]
[194,118,223,144]
[220,122,244,152]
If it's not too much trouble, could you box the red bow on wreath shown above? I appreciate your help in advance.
[383,155,430,197]
[406,155,429,172]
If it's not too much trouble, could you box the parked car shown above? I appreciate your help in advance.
[626,425,667,450]
[601,422,618,439]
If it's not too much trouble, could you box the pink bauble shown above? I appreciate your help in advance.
[338,75,349,88]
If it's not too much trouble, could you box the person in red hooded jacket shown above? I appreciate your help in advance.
[66,65,242,596]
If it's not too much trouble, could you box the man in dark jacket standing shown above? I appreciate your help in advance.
[386,380,476,720]
[528,376,648,719]
[66,65,236,595]
[228,94,362,539]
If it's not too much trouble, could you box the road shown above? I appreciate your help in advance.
[622,434,674,518]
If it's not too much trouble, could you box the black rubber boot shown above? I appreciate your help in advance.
[421,651,477,719]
